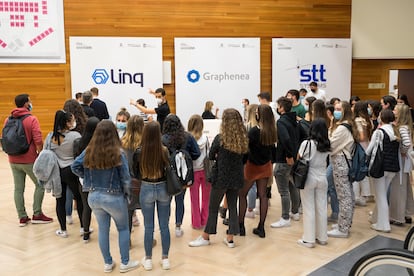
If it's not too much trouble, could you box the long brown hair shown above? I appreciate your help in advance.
[140,121,169,179]
[333,101,359,140]
[187,114,204,140]
[84,121,122,169]
[246,104,259,130]
[353,101,373,141]
[121,115,144,150]
[257,104,277,145]
[220,108,248,154]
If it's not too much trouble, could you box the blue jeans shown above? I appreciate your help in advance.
[247,183,257,209]
[65,186,73,216]
[174,189,186,226]
[140,181,171,257]
[327,164,339,217]
[88,191,130,265]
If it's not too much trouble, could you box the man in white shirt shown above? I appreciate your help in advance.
[257,92,278,121]
[307,82,326,102]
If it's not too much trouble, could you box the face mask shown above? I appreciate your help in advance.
[310,88,316,92]
[156,98,163,105]
[304,105,309,111]
[69,121,77,130]
[276,109,281,116]
[116,121,127,130]
[28,103,33,111]
[299,96,304,100]
[333,110,342,120]
[367,107,372,116]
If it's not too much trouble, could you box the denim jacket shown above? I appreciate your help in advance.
[71,150,131,195]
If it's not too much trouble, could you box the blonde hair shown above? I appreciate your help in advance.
[187,114,204,140]
[121,115,144,150]
[204,101,214,112]
[246,104,259,130]
[220,108,248,154]
[395,103,413,140]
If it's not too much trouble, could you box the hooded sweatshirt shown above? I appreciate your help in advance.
[275,111,299,163]
[192,134,208,171]
[4,107,43,164]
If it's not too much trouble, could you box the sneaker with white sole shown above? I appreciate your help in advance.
[270,218,291,228]
[290,212,300,221]
[223,238,235,248]
[370,223,391,233]
[245,210,255,219]
[119,260,139,273]
[175,227,184,237]
[188,235,210,247]
[104,262,115,273]
[316,239,328,245]
[80,227,94,236]
[331,224,339,229]
[55,229,68,238]
[142,257,153,271]
[327,228,349,238]
[160,258,170,270]
[297,239,315,248]
[66,215,73,225]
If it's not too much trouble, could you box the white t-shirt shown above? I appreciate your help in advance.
[299,139,329,176]
[307,89,326,102]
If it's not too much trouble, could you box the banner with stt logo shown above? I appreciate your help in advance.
[272,38,352,102]
[69,37,163,119]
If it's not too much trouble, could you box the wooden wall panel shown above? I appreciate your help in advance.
[1,0,353,136]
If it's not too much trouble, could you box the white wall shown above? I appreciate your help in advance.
[351,0,414,59]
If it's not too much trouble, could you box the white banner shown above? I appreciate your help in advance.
[175,38,260,125]
[272,38,352,102]
[69,37,163,119]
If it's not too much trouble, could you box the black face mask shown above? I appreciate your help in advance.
[276,108,281,116]
[310,88,316,92]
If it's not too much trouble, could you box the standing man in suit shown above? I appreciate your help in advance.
[90,87,109,121]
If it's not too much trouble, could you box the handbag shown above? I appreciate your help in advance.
[165,164,183,196]
[203,138,214,182]
[291,140,311,189]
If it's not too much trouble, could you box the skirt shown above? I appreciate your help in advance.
[244,160,272,182]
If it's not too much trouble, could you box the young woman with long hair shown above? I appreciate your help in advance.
[189,108,248,248]
[50,110,83,238]
[71,120,139,273]
[297,118,330,248]
[389,104,414,225]
[162,114,200,237]
[115,107,131,138]
[202,100,218,119]
[328,101,356,238]
[133,121,171,271]
[238,104,277,238]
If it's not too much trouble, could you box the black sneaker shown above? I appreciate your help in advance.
[83,232,90,243]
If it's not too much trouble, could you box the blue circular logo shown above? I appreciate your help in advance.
[187,70,200,83]
[92,69,109,84]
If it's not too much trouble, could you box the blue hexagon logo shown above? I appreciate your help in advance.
[92,69,109,84]
[187,69,200,83]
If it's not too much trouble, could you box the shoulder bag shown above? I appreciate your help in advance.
[291,140,311,189]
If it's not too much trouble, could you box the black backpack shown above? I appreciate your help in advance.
[1,114,31,156]
[169,148,194,187]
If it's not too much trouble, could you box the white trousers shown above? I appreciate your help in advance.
[372,172,395,231]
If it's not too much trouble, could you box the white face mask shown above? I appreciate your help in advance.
[304,105,309,111]
[69,121,77,130]
[156,98,163,105]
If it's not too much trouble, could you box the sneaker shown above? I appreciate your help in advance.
[83,231,91,243]
[390,220,404,226]
[120,260,139,273]
[160,258,170,270]
[270,218,291,228]
[142,257,153,271]
[66,215,73,225]
[223,238,235,248]
[188,235,210,247]
[332,224,339,230]
[327,228,349,238]
[290,212,300,221]
[245,210,255,219]
[297,239,315,248]
[104,262,115,273]
[56,229,68,238]
[370,223,391,233]
[80,227,94,236]
[32,213,53,224]
[316,239,328,245]
[19,216,31,227]
[175,227,184,237]
[355,197,367,206]
[406,217,412,224]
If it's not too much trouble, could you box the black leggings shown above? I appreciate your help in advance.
[56,166,83,231]
[80,190,92,233]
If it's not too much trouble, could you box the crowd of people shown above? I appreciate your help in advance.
[4,84,414,272]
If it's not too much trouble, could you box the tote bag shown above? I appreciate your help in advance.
[291,140,311,189]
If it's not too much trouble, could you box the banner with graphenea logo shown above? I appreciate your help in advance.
[272,38,352,102]
[70,37,163,119]
[175,38,260,125]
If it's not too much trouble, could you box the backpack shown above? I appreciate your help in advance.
[169,148,194,187]
[341,123,369,182]
[1,114,31,156]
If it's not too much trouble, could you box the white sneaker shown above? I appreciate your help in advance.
[223,238,235,248]
[119,260,139,273]
[332,224,339,230]
[370,223,391,233]
[160,258,170,270]
[175,227,184,237]
[245,210,255,219]
[270,218,291,228]
[55,229,68,238]
[297,239,315,248]
[66,215,73,225]
[80,227,94,236]
[290,212,300,221]
[327,228,349,238]
[104,262,115,273]
[188,235,210,247]
[142,257,153,271]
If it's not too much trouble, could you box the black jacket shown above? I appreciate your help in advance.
[275,112,300,163]
[90,98,109,121]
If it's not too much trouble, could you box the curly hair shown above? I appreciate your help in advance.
[63,99,87,134]
[121,115,144,150]
[162,114,186,149]
[84,120,122,169]
[220,108,248,154]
